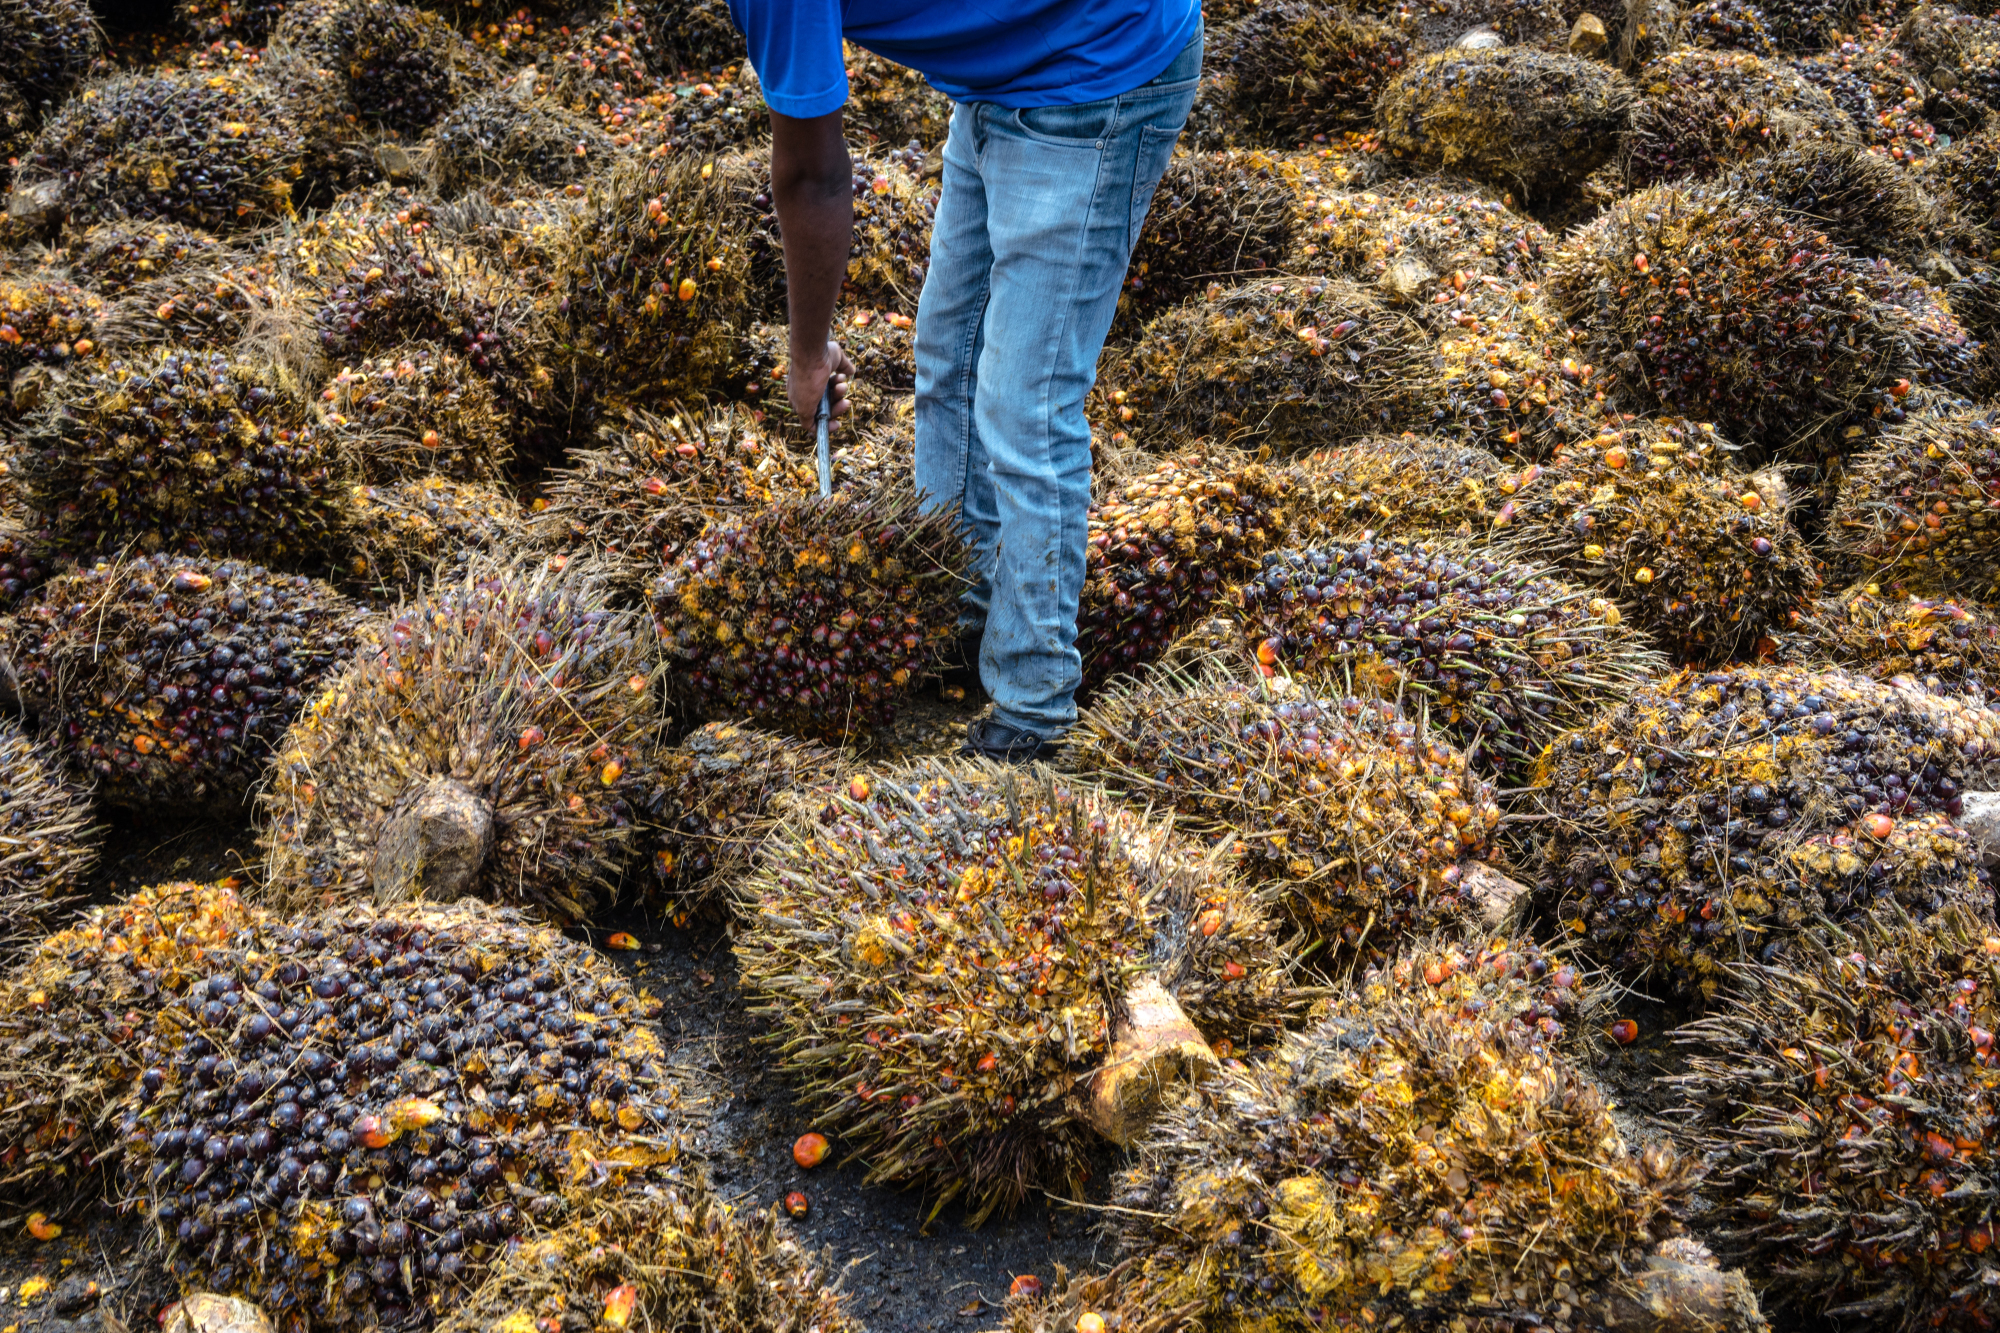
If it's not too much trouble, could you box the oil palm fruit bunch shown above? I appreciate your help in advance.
[1795,28,1946,166]
[636,719,836,914]
[738,150,936,318]
[651,480,972,737]
[634,0,746,72]
[1675,0,1781,55]
[1236,538,1658,779]
[741,311,914,440]
[1077,457,1290,696]
[122,900,686,1331]
[1071,659,1505,954]
[342,479,526,596]
[0,0,97,118]
[0,880,259,1211]
[550,157,750,408]
[1284,434,1503,544]
[315,344,512,484]
[1374,49,1638,201]
[1531,665,1999,998]
[1200,0,1416,144]
[275,0,491,136]
[0,277,99,384]
[259,559,658,924]
[0,717,97,948]
[0,523,56,610]
[1096,276,1434,453]
[1899,7,2000,128]
[1364,0,1571,49]
[1620,50,1858,188]
[2,554,365,808]
[16,347,351,565]
[59,221,225,299]
[1724,141,1943,262]
[1293,182,1550,304]
[1119,154,1299,329]
[736,760,1296,1223]
[1672,905,2000,1329]
[1107,936,1764,1333]
[1548,184,1979,468]
[426,86,616,198]
[437,1192,859,1333]
[1775,586,2000,700]
[105,251,287,355]
[1740,0,1855,50]
[1828,404,2000,598]
[174,0,292,45]
[1421,275,1598,458]
[1490,418,1820,663]
[1919,122,1999,233]
[19,70,304,232]
[845,48,953,151]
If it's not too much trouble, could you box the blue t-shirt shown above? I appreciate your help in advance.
[728,0,1201,119]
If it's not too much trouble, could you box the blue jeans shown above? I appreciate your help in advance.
[913,31,1203,739]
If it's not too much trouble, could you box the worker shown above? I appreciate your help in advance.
[731,0,1203,763]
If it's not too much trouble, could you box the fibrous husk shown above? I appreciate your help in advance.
[1670,904,2000,1329]
[1827,404,2000,598]
[341,477,526,595]
[1374,48,1638,201]
[123,899,692,1331]
[1200,1,1418,145]
[1118,153,1299,331]
[1620,49,1858,187]
[1284,434,1505,543]
[1234,537,1661,778]
[1291,180,1550,304]
[735,760,1298,1224]
[426,86,616,198]
[1774,585,2000,700]
[0,715,96,950]
[1722,140,1945,262]
[315,343,512,484]
[1072,659,1504,955]
[274,0,493,135]
[0,0,99,116]
[1,554,366,808]
[258,558,660,924]
[1531,664,2000,998]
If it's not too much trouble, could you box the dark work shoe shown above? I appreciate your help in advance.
[959,715,1060,765]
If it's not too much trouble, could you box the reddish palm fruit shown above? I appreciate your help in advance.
[426,88,614,197]
[1828,406,2000,599]
[1200,0,1417,143]
[0,0,98,115]
[0,278,98,384]
[275,0,492,134]
[341,478,526,596]
[315,344,512,484]
[1898,7,2000,129]
[1284,434,1505,545]
[58,219,223,299]
[1420,275,1599,458]
[1795,21,1945,166]
[1723,141,1944,263]
[1774,586,2000,701]
[1291,181,1550,302]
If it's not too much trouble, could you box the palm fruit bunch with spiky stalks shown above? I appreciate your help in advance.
[1532,665,2000,998]
[741,149,936,317]
[1364,0,1572,51]
[1828,406,2000,598]
[1900,7,2000,129]
[0,0,98,118]
[1775,586,2000,699]
[15,348,351,565]
[1672,904,2000,1327]
[1292,181,1550,304]
[2,555,365,808]
[110,251,291,356]
[635,719,836,915]
[1489,417,1820,663]
[437,1192,859,1333]
[550,157,750,408]
[1285,435,1503,545]
[0,880,258,1211]
[0,278,99,385]
[19,70,304,232]
[1117,154,1299,330]
[1104,935,1761,1333]
[652,480,971,736]
[1745,0,1856,51]
[631,0,746,72]
[1199,0,1416,146]
[0,717,97,949]
[1374,50,1638,202]
[1547,184,1978,468]
[342,478,526,595]
[737,761,1296,1224]
[0,522,56,609]
[59,221,226,299]
[316,344,512,484]
[1920,122,1999,233]
[259,560,657,923]
[121,900,687,1331]
[1620,50,1859,189]
[1072,659,1504,954]
[426,87,616,198]
[1723,140,1943,262]
[1077,458,1290,696]
[741,311,915,441]
[174,0,292,45]
[1420,275,1600,459]
[1676,0,1781,55]
[1236,538,1658,780]
[845,47,953,151]
[1795,25,1946,167]
[276,0,492,135]
[1097,276,1434,452]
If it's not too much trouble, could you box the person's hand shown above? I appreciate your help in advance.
[788,337,855,427]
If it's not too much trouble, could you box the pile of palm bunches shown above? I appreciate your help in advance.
[121,901,689,1331]
[315,345,511,484]
[1531,665,2000,998]
[342,479,526,594]
[58,220,225,299]
[1898,7,2000,128]
[1489,418,1820,662]
[1077,459,1289,696]
[0,0,97,119]
[109,252,287,354]
[1672,905,2000,1328]
[2,555,365,808]
[1723,141,1942,263]
[1918,123,1999,234]
[1676,0,1782,55]
[275,0,490,135]
[425,87,615,197]
[259,560,658,924]
[1235,538,1659,779]
[1827,405,2000,598]
[1775,587,2000,700]
[1286,434,1504,544]
[0,716,97,947]
[1791,9,1946,164]
[174,0,290,45]
[0,277,98,384]
[735,761,1294,1223]
[844,49,952,151]
[650,480,971,737]
[1118,154,1298,327]
[1373,50,1638,202]
[1420,275,1600,458]
[1293,183,1550,303]
[1072,661,1503,954]
[1364,0,1570,51]
[1199,0,1416,144]
[1620,50,1859,188]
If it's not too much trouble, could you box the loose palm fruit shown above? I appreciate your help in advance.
[1201,0,1417,143]
[1532,665,1999,998]
[276,0,491,135]
[260,559,658,924]
[17,348,351,565]
[629,0,746,75]
[1547,184,1980,468]
[436,1193,859,1333]
[0,717,97,949]
[426,86,615,197]
[1072,660,1503,953]
[59,221,225,299]
[1292,181,1550,303]
[1828,405,2000,598]
[1095,276,1435,453]
[123,901,686,1331]
[0,881,257,1210]
[1673,906,2000,1329]
[1285,434,1504,544]
[736,761,1296,1224]
[1918,122,2000,234]
[315,344,512,484]
[1775,586,2000,700]
[1374,49,1637,200]
[651,480,972,738]
[1491,418,1820,663]
[1724,140,1944,262]
[0,278,98,383]
[341,478,526,596]
[1620,49,1858,188]
[1118,154,1298,328]
[1107,937,1758,1333]
[1077,457,1289,696]
[1236,538,1661,778]
[2,555,364,808]
[19,70,304,232]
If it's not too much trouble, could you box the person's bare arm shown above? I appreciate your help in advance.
[770,108,857,425]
